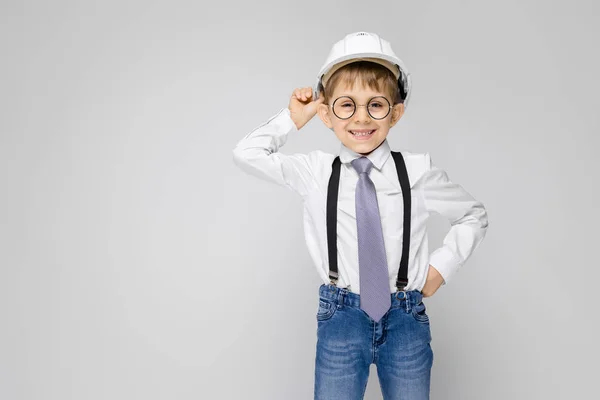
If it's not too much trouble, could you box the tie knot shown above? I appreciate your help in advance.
[351,157,373,175]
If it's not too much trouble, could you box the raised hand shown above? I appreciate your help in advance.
[288,86,325,130]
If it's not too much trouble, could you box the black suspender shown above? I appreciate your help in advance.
[326,151,411,292]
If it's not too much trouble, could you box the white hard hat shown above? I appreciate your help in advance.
[313,31,412,108]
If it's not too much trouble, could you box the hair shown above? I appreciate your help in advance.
[322,61,405,105]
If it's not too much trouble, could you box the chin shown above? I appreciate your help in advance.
[348,144,375,154]
[345,137,385,155]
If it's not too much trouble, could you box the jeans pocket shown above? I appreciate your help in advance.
[411,301,430,324]
[316,299,336,321]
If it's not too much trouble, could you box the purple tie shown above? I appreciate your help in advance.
[351,156,391,323]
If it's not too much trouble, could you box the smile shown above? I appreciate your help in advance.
[349,129,376,140]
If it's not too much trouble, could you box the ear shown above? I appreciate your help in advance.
[389,103,405,128]
[317,103,333,129]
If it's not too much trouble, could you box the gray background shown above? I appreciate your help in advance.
[1,0,599,399]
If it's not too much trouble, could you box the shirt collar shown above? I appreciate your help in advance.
[338,138,392,171]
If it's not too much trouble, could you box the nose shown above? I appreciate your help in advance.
[353,105,371,122]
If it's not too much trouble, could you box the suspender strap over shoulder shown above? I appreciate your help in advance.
[326,151,411,291]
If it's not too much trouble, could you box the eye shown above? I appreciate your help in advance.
[369,102,384,108]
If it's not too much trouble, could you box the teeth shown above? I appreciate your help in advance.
[350,130,374,136]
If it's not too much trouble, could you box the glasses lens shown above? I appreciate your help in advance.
[332,97,355,119]
[368,97,391,119]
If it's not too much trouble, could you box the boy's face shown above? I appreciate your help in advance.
[317,79,404,156]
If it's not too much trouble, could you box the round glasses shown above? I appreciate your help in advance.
[328,96,392,120]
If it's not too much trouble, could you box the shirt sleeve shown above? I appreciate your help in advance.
[421,152,489,285]
[232,107,317,197]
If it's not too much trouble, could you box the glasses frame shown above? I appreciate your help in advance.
[327,95,393,120]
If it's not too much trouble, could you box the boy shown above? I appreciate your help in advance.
[232,32,488,400]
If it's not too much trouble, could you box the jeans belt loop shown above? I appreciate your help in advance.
[337,287,347,307]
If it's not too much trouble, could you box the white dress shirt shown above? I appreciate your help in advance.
[232,107,489,294]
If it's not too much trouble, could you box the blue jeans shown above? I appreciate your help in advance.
[314,283,433,400]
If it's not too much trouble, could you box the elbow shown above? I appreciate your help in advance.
[479,201,489,228]
[475,202,489,238]
[453,201,489,231]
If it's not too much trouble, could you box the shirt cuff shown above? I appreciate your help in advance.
[428,247,462,285]
[273,107,298,133]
